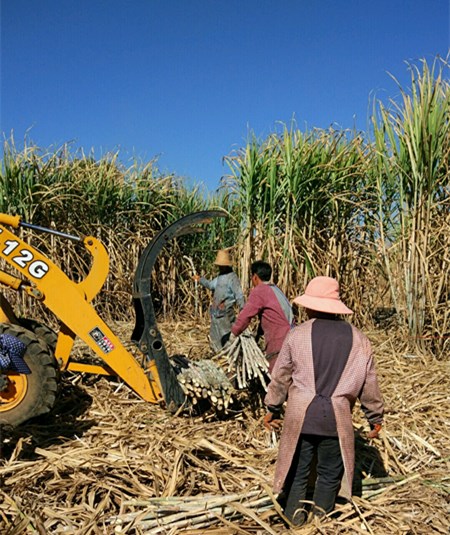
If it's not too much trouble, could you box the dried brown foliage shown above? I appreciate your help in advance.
[1,321,448,534]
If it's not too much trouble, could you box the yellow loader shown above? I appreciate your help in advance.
[0,210,226,426]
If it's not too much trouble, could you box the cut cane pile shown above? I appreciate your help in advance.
[0,320,449,534]
[177,359,235,412]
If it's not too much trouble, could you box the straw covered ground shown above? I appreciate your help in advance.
[0,320,449,534]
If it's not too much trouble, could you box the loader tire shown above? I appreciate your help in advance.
[18,318,58,352]
[0,324,59,427]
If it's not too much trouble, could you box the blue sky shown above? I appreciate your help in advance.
[1,1,449,191]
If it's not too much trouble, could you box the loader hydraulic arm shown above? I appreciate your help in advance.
[0,213,162,402]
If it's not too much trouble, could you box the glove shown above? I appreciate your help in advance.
[367,423,382,439]
[263,411,282,431]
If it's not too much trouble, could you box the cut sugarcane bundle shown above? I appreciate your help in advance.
[107,476,419,532]
[177,358,235,412]
[108,490,276,533]
[216,330,270,391]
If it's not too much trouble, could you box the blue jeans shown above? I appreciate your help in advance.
[283,434,344,525]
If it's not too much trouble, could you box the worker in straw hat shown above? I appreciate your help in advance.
[193,248,245,353]
[263,276,384,526]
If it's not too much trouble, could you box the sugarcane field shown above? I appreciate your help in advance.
[0,57,449,535]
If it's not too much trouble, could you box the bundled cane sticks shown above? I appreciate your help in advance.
[176,359,235,412]
[215,331,270,391]
[108,490,275,533]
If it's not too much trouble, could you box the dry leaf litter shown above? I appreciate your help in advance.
[0,320,449,534]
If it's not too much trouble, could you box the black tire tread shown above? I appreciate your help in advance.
[17,318,58,352]
[0,323,59,426]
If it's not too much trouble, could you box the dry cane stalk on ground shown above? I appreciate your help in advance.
[0,320,449,534]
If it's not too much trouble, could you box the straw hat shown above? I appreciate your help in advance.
[214,249,233,267]
[293,276,353,315]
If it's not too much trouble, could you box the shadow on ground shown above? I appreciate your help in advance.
[0,379,95,460]
[352,432,389,496]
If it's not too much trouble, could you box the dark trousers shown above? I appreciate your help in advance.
[283,434,344,525]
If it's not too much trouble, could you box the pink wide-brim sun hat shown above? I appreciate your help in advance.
[293,276,353,315]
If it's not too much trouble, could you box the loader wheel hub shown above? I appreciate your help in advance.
[0,374,28,411]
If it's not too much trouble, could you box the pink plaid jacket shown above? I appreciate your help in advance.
[265,319,384,498]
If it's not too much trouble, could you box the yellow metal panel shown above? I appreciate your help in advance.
[0,270,23,291]
[77,236,110,302]
[66,362,114,375]
[55,324,76,368]
[0,215,21,228]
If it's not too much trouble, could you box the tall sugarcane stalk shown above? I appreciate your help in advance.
[183,255,198,317]
[371,57,450,355]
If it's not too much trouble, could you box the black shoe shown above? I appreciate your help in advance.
[291,508,308,526]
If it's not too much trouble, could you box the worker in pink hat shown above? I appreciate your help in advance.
[264,276,384,526]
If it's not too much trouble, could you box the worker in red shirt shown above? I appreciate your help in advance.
[229,261,293,373]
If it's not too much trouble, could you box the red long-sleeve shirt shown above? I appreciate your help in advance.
[231,283,291,356]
